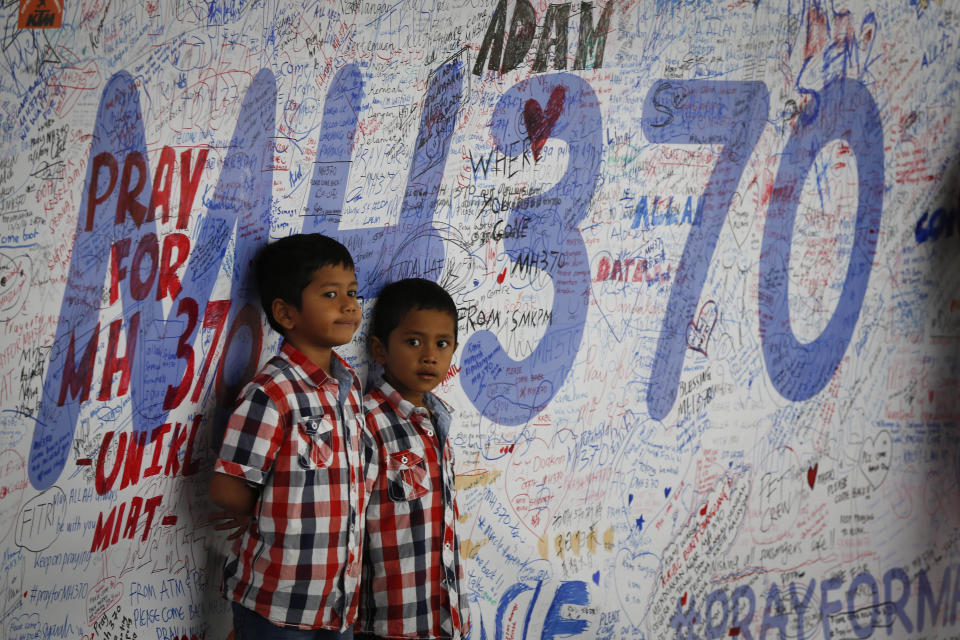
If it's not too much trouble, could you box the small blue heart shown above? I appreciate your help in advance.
[592,571,600,585]
[664,487,672,498]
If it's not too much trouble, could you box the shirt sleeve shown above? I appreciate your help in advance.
[214,385,285,486]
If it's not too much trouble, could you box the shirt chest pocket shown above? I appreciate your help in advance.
[297,417,335,469]
[385,448,431,502]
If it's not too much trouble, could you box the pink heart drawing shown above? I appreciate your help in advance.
[503,437,569,538]
[523,85,566,162]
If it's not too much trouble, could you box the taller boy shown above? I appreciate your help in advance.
[210,233,365,639]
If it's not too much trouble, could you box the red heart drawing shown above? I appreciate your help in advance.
[523,85,566,162]
[699,503,707,516]
[807,463,818,489]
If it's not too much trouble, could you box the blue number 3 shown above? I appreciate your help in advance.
[461,74,602,426]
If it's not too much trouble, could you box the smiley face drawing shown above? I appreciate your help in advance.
[0,253,30,322]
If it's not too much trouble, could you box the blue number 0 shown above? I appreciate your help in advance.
[759,78,884,401]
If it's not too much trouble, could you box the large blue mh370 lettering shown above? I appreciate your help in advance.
[30,65,883,488]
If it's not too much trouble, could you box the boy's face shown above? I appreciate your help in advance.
[371,308,457,407]
[273,263,360,366]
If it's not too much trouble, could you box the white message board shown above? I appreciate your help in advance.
[0,1,958,639]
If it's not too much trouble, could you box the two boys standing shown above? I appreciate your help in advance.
[210,234,471,640]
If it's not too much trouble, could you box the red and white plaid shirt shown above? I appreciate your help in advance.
[359,379,470,639]
[215,342,365,630]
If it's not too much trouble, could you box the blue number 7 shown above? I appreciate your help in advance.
[642,80,770,420]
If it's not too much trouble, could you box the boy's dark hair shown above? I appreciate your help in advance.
[371,278,458,346]
[255,233,355,334]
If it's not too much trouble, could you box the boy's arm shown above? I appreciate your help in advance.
[211,384,283,539]
[210,471,258,513]
[209,472,258,540]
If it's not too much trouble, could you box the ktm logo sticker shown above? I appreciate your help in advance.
[19,0,63,29]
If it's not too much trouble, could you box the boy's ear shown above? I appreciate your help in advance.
[369,336,388,365]
[271,298,297,331]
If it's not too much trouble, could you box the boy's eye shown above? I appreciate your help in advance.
[437,339,451,349]
[407,338,422,347]
[323,291,337,298]
[347,290,357,298]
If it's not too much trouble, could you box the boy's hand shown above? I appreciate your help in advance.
[209,472,258,539]
[209,511,253,540]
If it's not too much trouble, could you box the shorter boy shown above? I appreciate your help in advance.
[359,278,470,640]
[210,233,366,639]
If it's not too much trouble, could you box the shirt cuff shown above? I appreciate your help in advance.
[214,459,266,486]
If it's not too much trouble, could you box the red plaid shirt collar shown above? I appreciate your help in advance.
[374,379,454,441]
[280,340,351,389]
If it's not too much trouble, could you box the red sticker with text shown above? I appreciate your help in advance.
[19,0,63,29]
